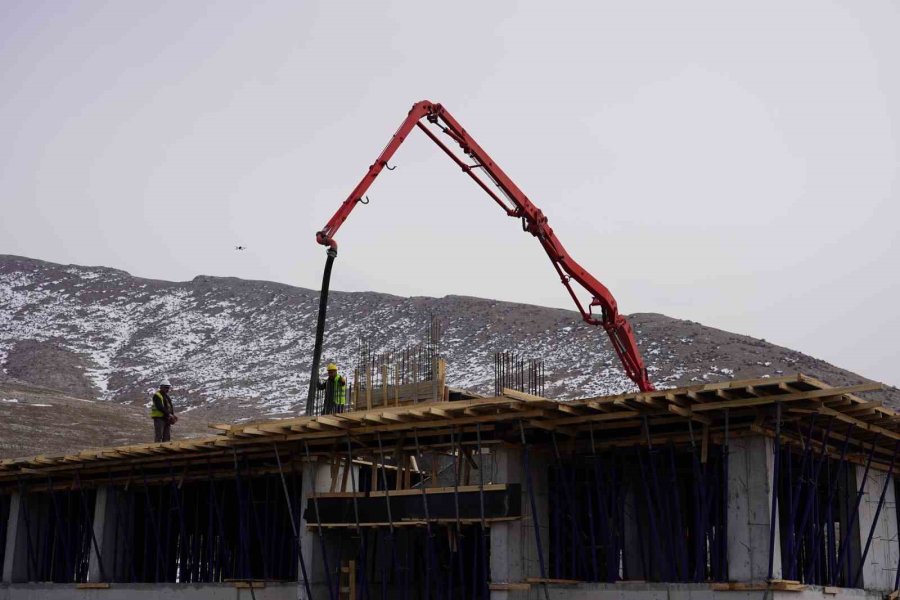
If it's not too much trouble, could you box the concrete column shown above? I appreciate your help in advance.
[854,467,898,591]
[2,493,25,583]
[489,444,550,600]
[727,435,781,582]
[88,486,127,583]
[622,485,647,580]
[297,459,341,600]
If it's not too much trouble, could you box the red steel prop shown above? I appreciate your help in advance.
[316,101,654,392]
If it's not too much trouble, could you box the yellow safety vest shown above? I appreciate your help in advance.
[334,376,346,405]
[149,391,172,418]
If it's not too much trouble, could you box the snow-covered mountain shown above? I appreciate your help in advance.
[1,254,895,425]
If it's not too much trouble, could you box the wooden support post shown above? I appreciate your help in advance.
[366,365,372,410]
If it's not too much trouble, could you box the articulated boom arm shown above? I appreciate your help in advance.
[317,100,654,392]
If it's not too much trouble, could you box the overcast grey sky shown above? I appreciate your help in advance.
[1,1,897,386]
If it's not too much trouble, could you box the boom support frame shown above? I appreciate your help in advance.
[316,100,654,392]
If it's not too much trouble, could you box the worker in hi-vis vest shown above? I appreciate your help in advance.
[317,363,347,415]
[150,377,178,442]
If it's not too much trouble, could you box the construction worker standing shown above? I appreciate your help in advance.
[150,378,178,442]
[317,363,347,415]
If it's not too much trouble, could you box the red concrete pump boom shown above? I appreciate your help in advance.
[313,100,654,396]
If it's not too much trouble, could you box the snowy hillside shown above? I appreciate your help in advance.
[1,255,895,421]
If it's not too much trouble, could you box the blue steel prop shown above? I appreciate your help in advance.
[343,434,372,600]
[413,428,440,600]
[767,401,783,581]
[475,423,491,598]
[583,436,601,581]
[231,450,254,582]
[550,431,590,580]
[686,422,708,582]
[45,475,75,581]
[665,443,688,580]
[16,481,39,581]
[637,417,673,580]
[803,426,853,583]
[833,435,881,586]
[72,472,105,583]
[719,408,729,581]
[450,426,466,598]
[788,416,836,580]
[167,463,190,582]
[519,420,551,600]
[375,431,402,598]
[588,424,616,582]
[785,416,818,578]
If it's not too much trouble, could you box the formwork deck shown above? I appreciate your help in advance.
[0,373,889,490]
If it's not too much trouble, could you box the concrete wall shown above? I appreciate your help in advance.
[727,435,781,583]
[489,444,550,600]
[854,466,899,591]
[0,583,295,600]
[523,582,882,600]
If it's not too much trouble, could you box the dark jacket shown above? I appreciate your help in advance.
[317,375,346,405]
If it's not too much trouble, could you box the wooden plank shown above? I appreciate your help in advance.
[489,583,531,591]
[691,383,882,412]
[525,577,581,585]
[667,404,712,425]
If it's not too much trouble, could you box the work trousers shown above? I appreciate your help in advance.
[322,399,345,415]
[153,417,171,442]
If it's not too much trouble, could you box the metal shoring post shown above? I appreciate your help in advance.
[803,427,852,583]
[344,434,370,600]
[475,423,490,598]
[791,416,836,580]
[586,424,602,581]
[207,461,231,581]
[613,454,637,579]
[109,468,138,583]
[16,480,39,581]
[833,434,881,585]
[687,421,706,582]
[73,472,106,583]
[450,426,465,598]
[665,441,688,580]
[45,475,74,581]
[375,431,402,597]
[204,467,214,582]
[231,450,259,600]
[244,464,271,581]
[413,429,438,600]
[852,439,900,588]
[167,462,190,583]
[139,468,166,582]
[519,420,551,600]
[786,416,818,578]
[767,400,783,581]
[302,440,338,600]
[719,408,729,581]
[273,444,313,600]
[551,430,590,580]
[638,416,672,580]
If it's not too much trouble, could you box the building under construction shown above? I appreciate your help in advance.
[1,342,897,600]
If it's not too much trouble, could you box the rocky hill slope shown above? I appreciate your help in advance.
[1,254,895,458]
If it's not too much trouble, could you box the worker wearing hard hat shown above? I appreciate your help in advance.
[150,377,178,442]
[317,363,347,415]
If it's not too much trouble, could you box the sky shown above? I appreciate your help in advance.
[1,1,898,386]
